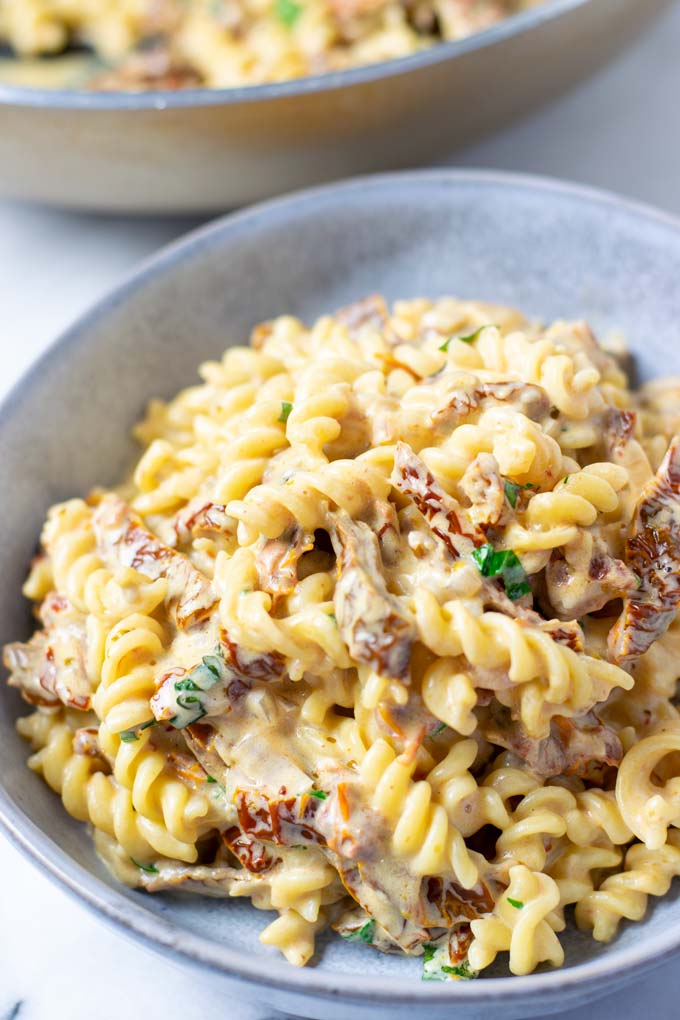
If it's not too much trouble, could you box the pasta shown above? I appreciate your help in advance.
[6,293,680,981]
[0,0,545,91]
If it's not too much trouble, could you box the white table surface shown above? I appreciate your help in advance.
[2,4,680,1018]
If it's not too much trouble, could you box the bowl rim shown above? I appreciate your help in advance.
[2,167,680,1004]
[0,0,591,110]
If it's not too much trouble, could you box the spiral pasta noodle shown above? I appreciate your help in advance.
[575,834,680,942]
[6,295,680,980]
[360,738,478,888]
[19,711,206,862]
[414,589,632,738]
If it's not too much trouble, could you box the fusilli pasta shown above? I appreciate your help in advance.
[0,0,545,91]
[6,294,680,981]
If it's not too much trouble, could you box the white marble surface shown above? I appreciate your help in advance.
[2,3,680,1017]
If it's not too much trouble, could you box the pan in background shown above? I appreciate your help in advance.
[0,0,672,213]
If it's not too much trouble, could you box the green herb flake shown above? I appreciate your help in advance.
[430,722,448,738]
[472,543,531,601]
[507,897,524,909]
[275,0,302,26]
[176,694,205,722]
[119,719,155,743]
[503,479,537,509]
[168,646,225,730]
[506,579,532,601]
[422,943,476,981]
[202,654,224,678]
[278,400,293,422]
[445,962,475,980]
[305,789,328,800]
[174,676,200,693]
[439,324,496,352]
[504,479,521,509]
[206,776,217,784]
[341,919,376,944]
[131,858,159,874]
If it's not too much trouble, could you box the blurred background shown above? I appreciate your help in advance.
[3,0,680,405]
[2,2,680,1018]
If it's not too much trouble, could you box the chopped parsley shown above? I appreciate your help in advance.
[472,543,531,601]
[206,776,218,784]
[507,897,524,909]
[279,400,293,423]
[341,919,376,944]
[166,647,226,729]
[430,722,448,738]
[503,479,536,509]
[131,858,159,874]
[275,0,302,25]
[305,789,328,800]
[175,677,202,692]
[422,943,476,981]
[439,324,496,352]
[119,719,156,743]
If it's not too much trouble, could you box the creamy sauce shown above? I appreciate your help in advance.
[7,294,680,978]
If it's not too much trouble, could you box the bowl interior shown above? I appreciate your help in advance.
[2,170,680,1014]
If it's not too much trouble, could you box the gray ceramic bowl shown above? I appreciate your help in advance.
[0,0,672,213]
[2,169,680,1018]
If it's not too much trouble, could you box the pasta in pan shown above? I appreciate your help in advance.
[6,294,680,979]
[0,0,545,91]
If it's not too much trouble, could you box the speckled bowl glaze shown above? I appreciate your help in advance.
[0,0,672,212]
[2,170,680,1019]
